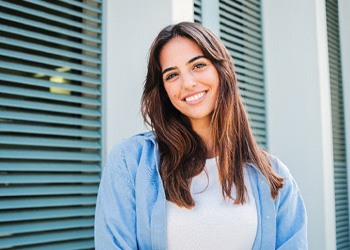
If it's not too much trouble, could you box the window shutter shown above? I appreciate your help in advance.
[0,0,103,248]
[218,0,266,148]
[326,0,349,248]
[194,0,266,148]
[194,0,202,23]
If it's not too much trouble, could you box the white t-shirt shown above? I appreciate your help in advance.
[166,158,258,250]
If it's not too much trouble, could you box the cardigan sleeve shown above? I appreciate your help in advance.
[273,157,308,250]
[94,145,138,250]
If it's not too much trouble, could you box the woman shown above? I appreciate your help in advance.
[95,22,307,249]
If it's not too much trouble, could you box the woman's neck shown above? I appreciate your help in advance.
[191,119,216,158]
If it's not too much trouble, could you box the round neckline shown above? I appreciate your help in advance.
[205,157,217,167]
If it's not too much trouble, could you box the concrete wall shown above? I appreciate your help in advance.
[262,0,336,249]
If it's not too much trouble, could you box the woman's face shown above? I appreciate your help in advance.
[159,37,220,127]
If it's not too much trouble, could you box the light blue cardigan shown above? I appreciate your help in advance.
[95,132,308,249]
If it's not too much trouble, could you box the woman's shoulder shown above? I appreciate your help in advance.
[104,131,158,186]
[106,131,157,169]
[110,131,156,154]
[268,155,292,180]
[246,154,292,180]
[117,130,155,145]
[268,155,303,202]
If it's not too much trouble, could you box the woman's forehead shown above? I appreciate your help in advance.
[159,37,204,68]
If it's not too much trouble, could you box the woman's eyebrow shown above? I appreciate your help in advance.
[186,55,205,65]
[162,66,177,76]
[161,55,206,76]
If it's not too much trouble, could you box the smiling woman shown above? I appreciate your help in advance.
[94,22,308,250]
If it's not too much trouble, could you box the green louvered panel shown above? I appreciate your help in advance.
[0,0,103,249]
[219,0,266,148]
[194,0,202,23]
[326,0,349,249]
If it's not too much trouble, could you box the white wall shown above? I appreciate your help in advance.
[262,0,336,249]
[104,0,193,157]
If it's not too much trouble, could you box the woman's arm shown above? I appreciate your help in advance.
[94,146,137,250]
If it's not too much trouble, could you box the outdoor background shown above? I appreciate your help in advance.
[0,0,349,249]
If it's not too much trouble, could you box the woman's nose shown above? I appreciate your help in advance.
[181,72,197,89]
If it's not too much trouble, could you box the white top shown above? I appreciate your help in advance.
[166,158,258,250]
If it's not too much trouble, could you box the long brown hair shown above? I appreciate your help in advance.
[141,22,283,208]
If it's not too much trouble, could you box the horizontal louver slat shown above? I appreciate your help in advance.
[220,26,262,52]
[1,12,101,43]
[0,185,99,197]
[0,110,101,127]
[0,123,100,138]
[0,85,100,105]
[0,73,100,95]
[0,24,101,53]
[0,196,97,210]
[247,115,266,126]
[0,207,96,222]
[0,228,94,249]
[60,0,102,13]
[0,149,101,161]
[0,136,100,149]
[0,218,94,235]
[1,173,100,184]
[25,0,101,23]
[237,75,264,88]
[0,1,101,33]
[0,162,100,172]
[219,1,260,26]
[219,8,260,34]
[238,81,264,94]
[220,0,260,19]
[0,62,100,85]
[0,48,101,74]
[0,36,101,64]
[18,239,94,250]
[235,66,263,80]
[0,98,100,116]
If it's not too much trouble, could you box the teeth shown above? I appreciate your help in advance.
[185,92,205,102]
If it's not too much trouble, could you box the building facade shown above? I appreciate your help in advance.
[0,0,350,249]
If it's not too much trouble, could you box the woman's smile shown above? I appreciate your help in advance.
[183,90,207,103]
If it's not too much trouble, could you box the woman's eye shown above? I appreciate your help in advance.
[194,63,206,69]
[165,73,177,81]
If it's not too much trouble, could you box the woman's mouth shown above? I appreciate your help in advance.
[184,91,207,103]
